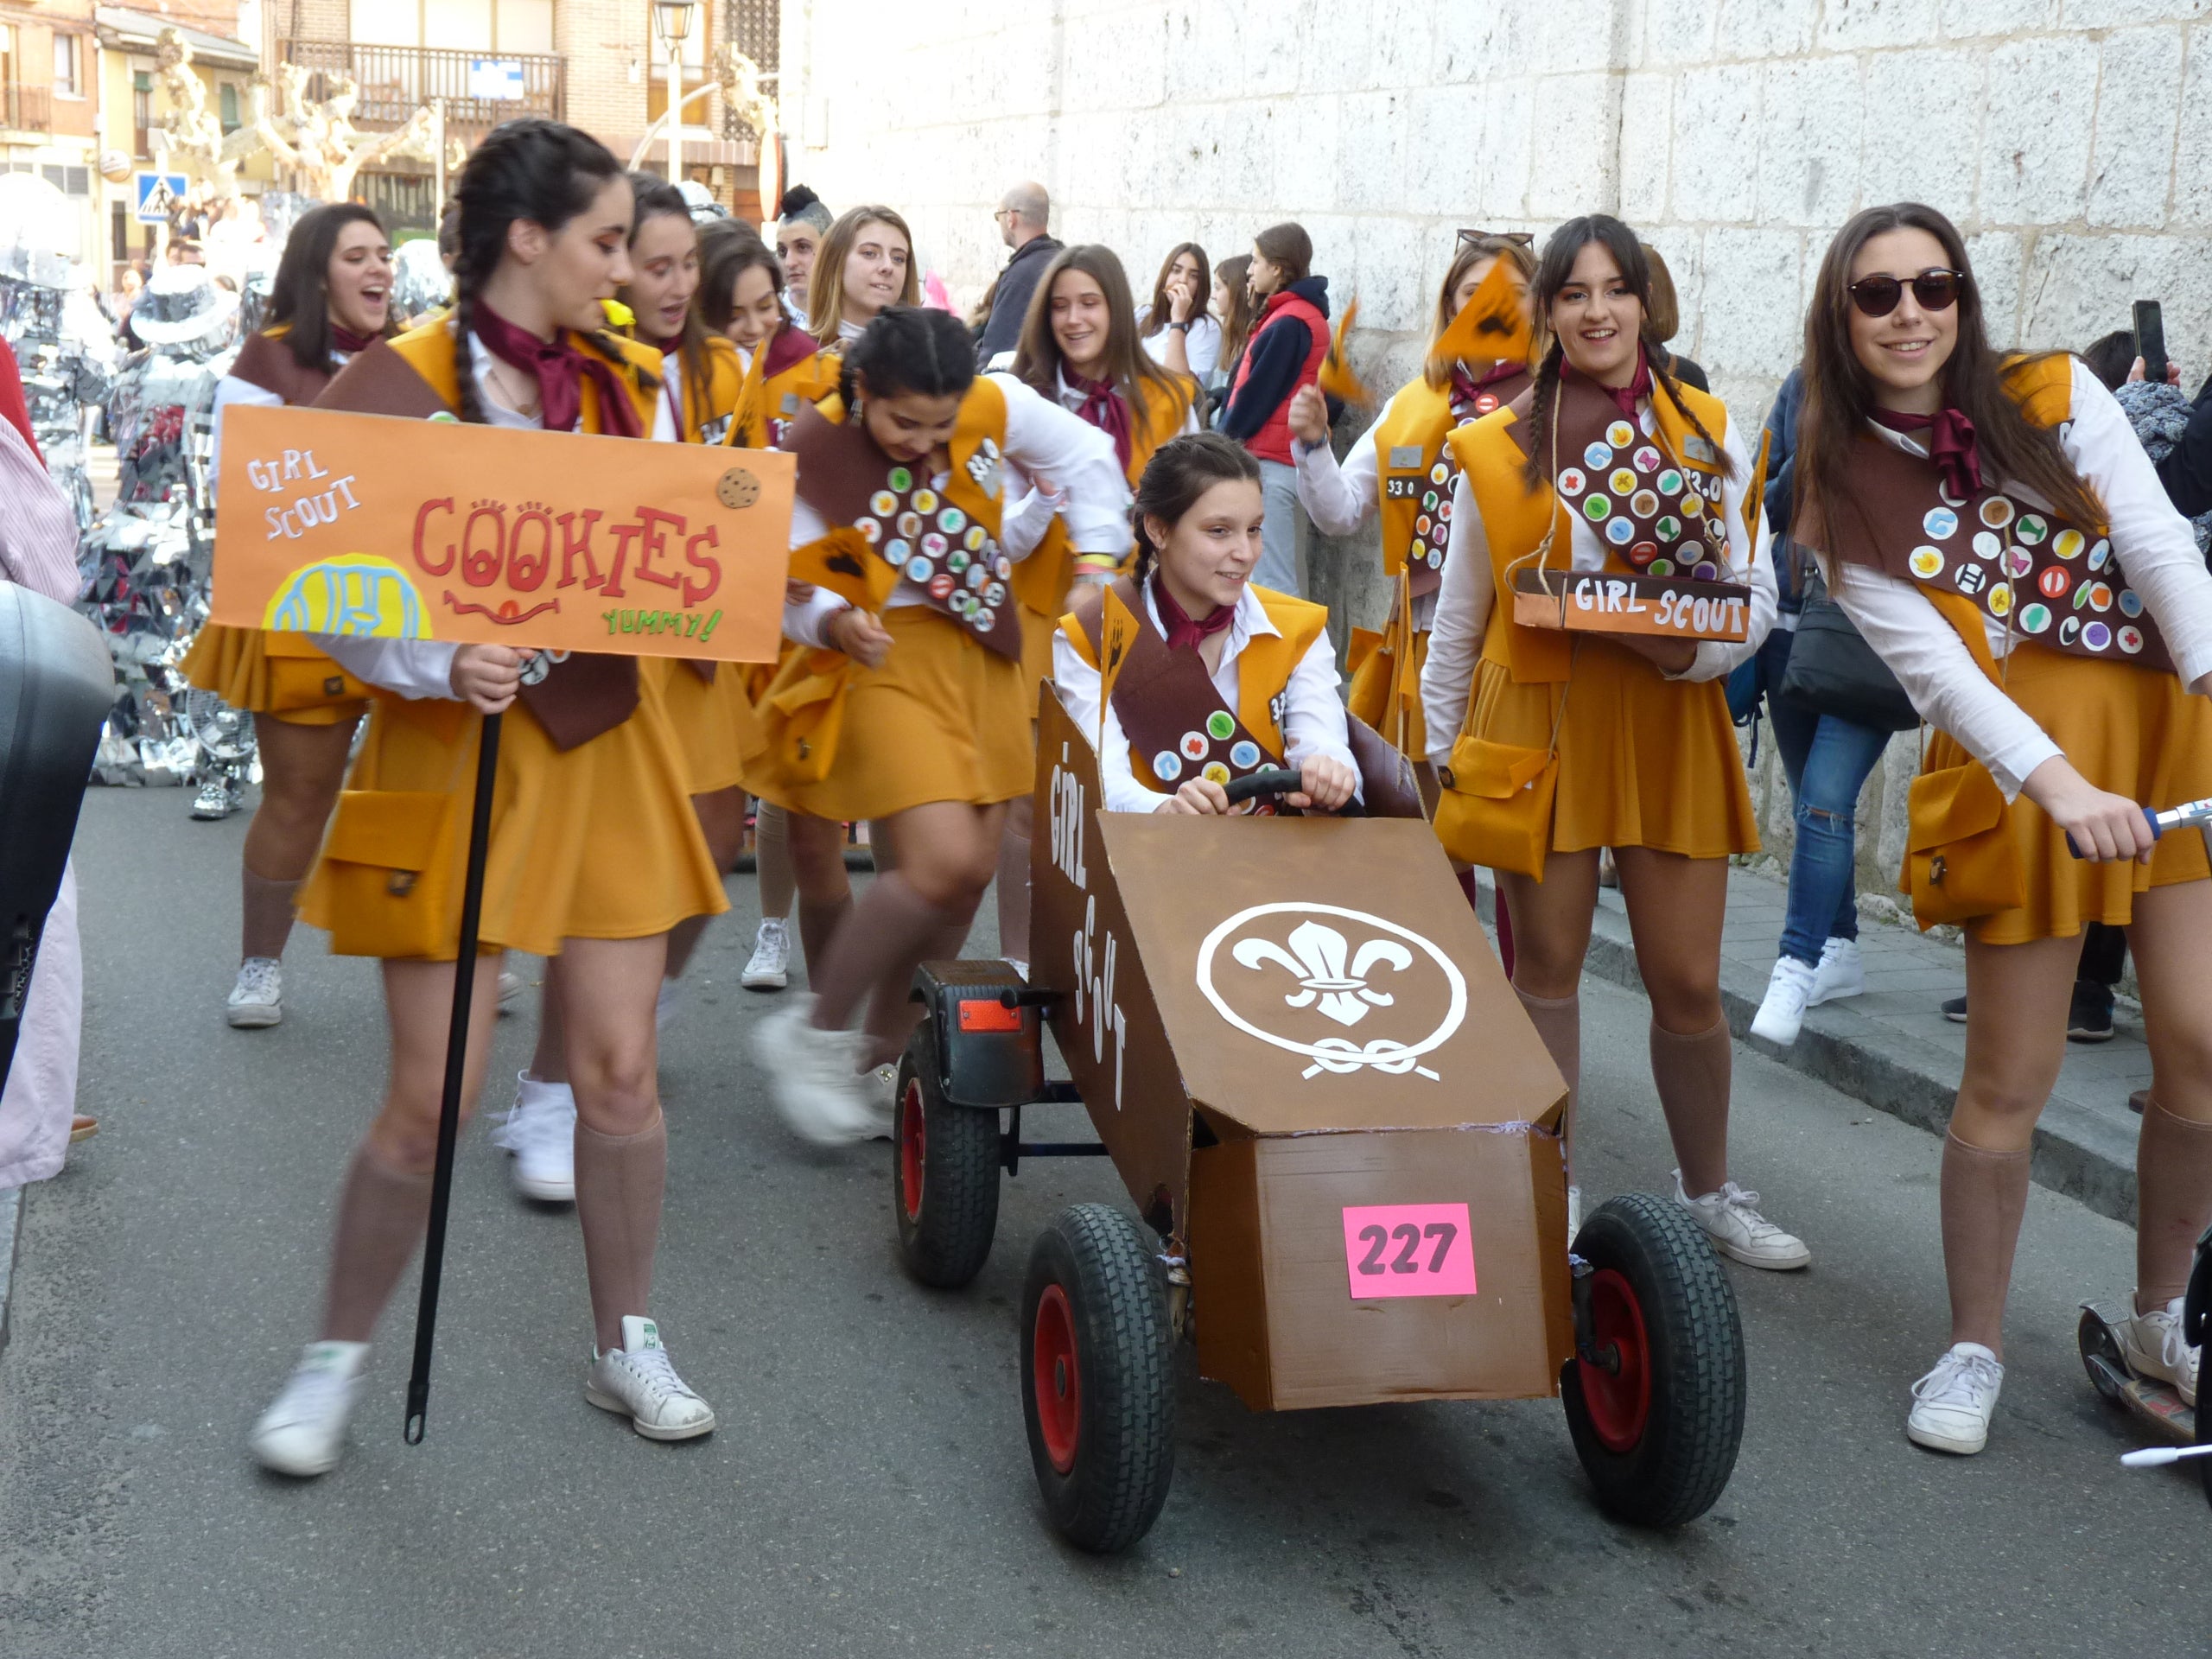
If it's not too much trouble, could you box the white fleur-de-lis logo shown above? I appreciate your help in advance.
[1232,920,1411,1028]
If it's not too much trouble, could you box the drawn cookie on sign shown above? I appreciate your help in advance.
[716,467,763,510]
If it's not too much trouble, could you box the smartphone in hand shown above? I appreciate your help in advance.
[2134,298,2168,387]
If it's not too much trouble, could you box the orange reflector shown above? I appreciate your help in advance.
[957,997,1022,1033]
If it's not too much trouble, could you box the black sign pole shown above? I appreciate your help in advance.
[403,708,503,1444]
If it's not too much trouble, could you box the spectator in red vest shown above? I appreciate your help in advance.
[1217,222,1329,595]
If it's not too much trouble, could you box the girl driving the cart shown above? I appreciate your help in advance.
[1419,214,1805,1269]
[748,305,1130,1145]
[1054,431,1359,818]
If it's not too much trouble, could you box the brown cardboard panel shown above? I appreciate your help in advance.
[1096,813,1565,1138]
[1250,1128,1564,1410]
[1187,1139,1275,1412]
[1031,689,1196,1239]
[1510,566,1753,642]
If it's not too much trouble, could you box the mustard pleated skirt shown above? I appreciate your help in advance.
[181,624,370,726]
[299,667,728,961]
[1923,645,2212,945]
[1470,641,1759,859]
[653,655,760,797]
[755,605,1035,822]
[1348,626,1431,759]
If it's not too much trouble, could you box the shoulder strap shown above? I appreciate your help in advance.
[231,330,333,407]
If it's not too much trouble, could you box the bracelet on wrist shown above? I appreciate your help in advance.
[1169,320,1192,334]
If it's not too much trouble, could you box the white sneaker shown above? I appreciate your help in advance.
[741,918,791,990]
[191,776,239,820]
[1907,1341,2004,1455]
[750,995,880,1145]
[1674,1172,1811,1270]
[226,957,283,1028]
[586,1316,716,1441]
[249,1341,369,1477]
[496,969,525,1016]
[2117,1296,2201,1407]
[1808,936,1865,1006]
[491,1071,575,1202]
[1750,956,1817,1046]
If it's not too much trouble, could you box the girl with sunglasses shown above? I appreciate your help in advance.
[246,121,726,1477]
[1421,214,1802,1266]
[1799,204,2212,1456]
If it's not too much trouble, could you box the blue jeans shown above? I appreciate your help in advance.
[1255,458,1303,595]
[1762,629,1892,966]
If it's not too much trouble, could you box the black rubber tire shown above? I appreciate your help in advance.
[1020,1204,1176,1553]
[1561,1192,1745,1528]
[890,1029,1001,1289]
[2077,1307,2128,1405]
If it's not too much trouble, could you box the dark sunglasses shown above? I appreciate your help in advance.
[1459,228,1536,248]
[1847,268,1963,318]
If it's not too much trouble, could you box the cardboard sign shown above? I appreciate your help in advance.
[1510,566,1752,643]
[1341,1202,1478,1300]
[1428,255,1532,377]
[211,404,795,664]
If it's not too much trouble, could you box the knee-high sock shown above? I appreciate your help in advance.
[321,1145,434,1344]
[811,871,950,1036]
[1514,986,1580,1168]
[1941,1128,2031,1355]
[2136,1098,2212,1311]
[995,819,1032,969]
[1650,1017,1732,1198]
[575,1113,667,1353]
[861,896,979,1069]
[241,869,300,962]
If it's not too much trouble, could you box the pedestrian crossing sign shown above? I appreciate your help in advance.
[134,171,188,225]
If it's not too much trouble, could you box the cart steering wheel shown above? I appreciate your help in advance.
[1221,766,1363,817]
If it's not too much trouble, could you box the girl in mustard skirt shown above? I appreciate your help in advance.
[248,120,726,1478]
[1802,205,2212,1455]
[749,307,1127,1142]
[1421,215,1804,1269]
[182,202,396,1029]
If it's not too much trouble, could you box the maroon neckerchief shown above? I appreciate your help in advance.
[1562,347,1652,418]
[1450,359,1522,419]
[1065,369,1134,472]
[637,328,680,361]
[327,323,378,357]
[471,300,642,437]
[1870,405,1983,499]
[1152,573,1236,652]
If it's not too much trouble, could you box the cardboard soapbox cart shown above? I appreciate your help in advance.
[887,689,1748,1553]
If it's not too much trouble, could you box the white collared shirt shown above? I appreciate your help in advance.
[1050,579,1359,815]
[1828,356,2212,797]
[1419,390,1777,768]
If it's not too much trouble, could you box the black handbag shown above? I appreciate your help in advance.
[1775,562,1922,734]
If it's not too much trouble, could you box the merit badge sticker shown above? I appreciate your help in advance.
[927,573,955,601]
[2016,513,2048,545]
[1605,420,1636,449]
[1656,467,1682,495]
[912,488,938,515]
[2018,601,2051,634]
[1979,496,2013,530]
[1608,467,1637,496]
[938,506,966,533]
[1153,750,1183,782]
[2037,565,2070,599]
[1583,442,1613,470]
[1229,740,1261,769]
[1988,582,2013,617]
[869,490,898,518]
[2087,538,2113,572]
[1923,506,1959,540]
[2082,620,2113,652]
[1584,495,1611,521]
[1972,531,2001,561]
[1630,489,1659,518]
[1632,444,1662,473]
[2053,527,2084,561]
[1202,761,1231,786]
[2119,624,2145,653]
[1605,517,1635,546]
[1910,549,1943,582]
[1342,1202,1478,1300]
[887,467,913,493]
[1557,467,1587,497]
[2120,588,2145,617]
[1206,710,1236,741]
[1179,730,1210,761]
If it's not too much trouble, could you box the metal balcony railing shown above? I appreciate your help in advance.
[277,41,563,137]
[3,82,51,133]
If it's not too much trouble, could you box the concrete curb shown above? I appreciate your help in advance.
[1469,874,2139,1228]
[0,1185,21,1358]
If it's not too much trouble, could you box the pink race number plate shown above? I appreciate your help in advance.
[1341,1203,1478,1300]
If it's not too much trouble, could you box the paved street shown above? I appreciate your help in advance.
[2,788,2207,1659]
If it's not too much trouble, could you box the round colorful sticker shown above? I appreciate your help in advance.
[928,573,956,601]
[1422,490,1439,512]
[1415,515,1432,537]
[1426,548,1444,568]
[1971,531,2001,561]
[1206,710,1236,741]
[869,491,898,517]
[974,607,995,631]
[994,555,1012,579]
[1656,514,1681,542]
[1656,468,1683,495]
[905,555,932,582]
[1584,495,1611,521]
[1430,461,1450,486]
[1630,489,1659,518]
[897,512,923,539]
[1558,467,1588,497]
[1979,497,2014,530]
[1153,751,1183,782]
[922,532,948,557]
[2120,588,2144,618]
[2087,538,2112,572]
[1676,543,1704,565]
[2018,601,2052,634]
[1609,468,1637,496]
[964,526,988,551]
[1584,442,1613,471]
[1923,506,1959,540]
[2086,582,2113,612]
[2016,513,2048,545]
[948,550,969,574]
[2052,527,2084,561]
[2083,620,2113,652]
[2037,566,2070,599]
[967,564,987,589]
[2058,616,2082,648]
[1229,741,1261,770]
[887,467,913,493]
[2119,625,2145,654]
[1606,517,1635,546]
[938,507,966,533]
[885,538,912,563]
[1632,445,1662,473]
[1649,558,1675,576]
[856,518,882,545]
[1179,731,1210,761]
[1682,493,1705,518]
[983,582,1005,607]
[1938,478,1968,509]
[912,488,938,515]
[1474,392,1499,414]
[1630,540,1659,568]
[1988,582,2012,617]
[1606,420,1636,449]
[2004,548,2035,579]
[1202,762,1232,786]
[1693,560,1721,581]
[1909,545,1945,578]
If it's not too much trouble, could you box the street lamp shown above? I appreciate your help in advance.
[652,0,700,182]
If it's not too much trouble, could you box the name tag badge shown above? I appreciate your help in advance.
[1683,435,1718,465]
[1389,446,1425,468]
[1385,475,1421,499]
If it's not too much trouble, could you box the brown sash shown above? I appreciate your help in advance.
[787,402,1024,661]
[1387,368,1533,599]
[1814,434,2173,674]
[315,338,642,747]
[1077,578,1287,803]
[1512,374,1730,578]
[230,330,334,407]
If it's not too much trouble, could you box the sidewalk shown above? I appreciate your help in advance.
[1474,862,2149,1226]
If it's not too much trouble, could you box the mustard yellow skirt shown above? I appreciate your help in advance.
[1348,626,1431,759]
[299,668,728,961]
[181,624,371,726]
[653,655,760,797]
[754,605,1034,822]
[1469,641,1759,860]
[1924,645,2212,945]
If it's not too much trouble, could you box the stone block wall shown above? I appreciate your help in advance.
[780,0,2211,893]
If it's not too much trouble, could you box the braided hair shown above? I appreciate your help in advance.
[1518,215,1732,493]
[448,118,630,428]
[1130,431,1261,588]
[838,305,975,412]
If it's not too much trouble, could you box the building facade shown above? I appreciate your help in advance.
[0,0,102,268]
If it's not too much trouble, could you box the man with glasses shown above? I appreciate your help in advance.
[974,181,1061,366]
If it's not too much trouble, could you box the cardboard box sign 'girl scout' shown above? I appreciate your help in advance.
[211,404,794,664]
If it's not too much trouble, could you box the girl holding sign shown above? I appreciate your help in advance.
[750,306,1128,1142]
[1799,205,2212,1455]
[248,119,725,1478]
[184,202,397,1031]
[1419,215,1802,1269]
[1290,232,1536,777]
[1052,431,1358,817]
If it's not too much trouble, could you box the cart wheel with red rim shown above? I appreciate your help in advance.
[890,1033,1001,1289]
